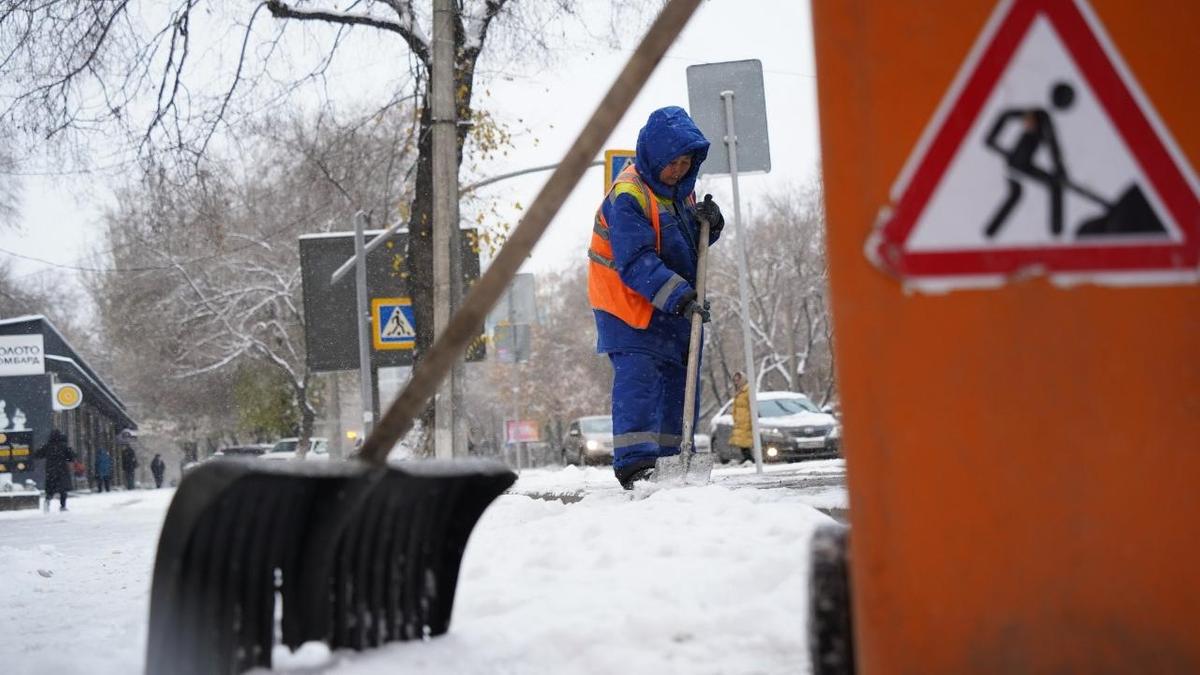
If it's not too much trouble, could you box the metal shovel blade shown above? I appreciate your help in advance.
[653,449,713,487]
[684,451,713,486]
[653,452,688,485]
[145,458,514,675]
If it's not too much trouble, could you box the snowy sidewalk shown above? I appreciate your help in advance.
[512,459,848,514]
[1,464,840,674]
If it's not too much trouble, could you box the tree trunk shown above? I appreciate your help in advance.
[405,52,479,457]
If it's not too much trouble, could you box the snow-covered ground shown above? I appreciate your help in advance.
[0,460,845,675]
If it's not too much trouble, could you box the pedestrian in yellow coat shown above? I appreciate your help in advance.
[730,372,754,463]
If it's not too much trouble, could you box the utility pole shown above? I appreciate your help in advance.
[432,0,466,458]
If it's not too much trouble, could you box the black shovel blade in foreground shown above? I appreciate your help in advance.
[145,458,515,675]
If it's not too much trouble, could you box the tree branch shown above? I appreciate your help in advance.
[265,0,430,64]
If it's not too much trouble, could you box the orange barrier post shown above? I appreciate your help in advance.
[812,0,1200,672]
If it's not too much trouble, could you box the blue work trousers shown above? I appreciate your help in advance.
[609,351,699,473]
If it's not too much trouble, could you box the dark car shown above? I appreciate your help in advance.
[212,444,271,458]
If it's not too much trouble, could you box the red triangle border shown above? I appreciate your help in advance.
[873,0,1200,279]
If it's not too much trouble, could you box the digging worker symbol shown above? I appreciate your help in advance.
[983,81,1166,239]
[984,82,1075,238]
[588,106,724,490]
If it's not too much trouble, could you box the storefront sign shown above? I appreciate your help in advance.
[52,383,82,411]
[0,335,44,376]
[0,430,33,473]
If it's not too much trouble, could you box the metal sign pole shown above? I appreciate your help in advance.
[721,90,765,474]
[353,211,376,439]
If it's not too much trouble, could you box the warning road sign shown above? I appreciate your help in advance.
[604,149,635,193]
[371,297,416,351]
[869,0,1200,288]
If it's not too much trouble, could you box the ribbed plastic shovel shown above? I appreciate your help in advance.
[653,200,716,487]
[145,458,515,674]
[143,2,704,673]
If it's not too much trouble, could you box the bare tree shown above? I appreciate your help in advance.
[0,144,18,227]
[89,108,418,451]
[463,266,611,460]
[703,179,836,411]
[4,1,649,454]
[1,0,643,353]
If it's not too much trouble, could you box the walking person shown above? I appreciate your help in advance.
[95,446,114,492]
[587,105,725,489]
[150,453,165,489]
[730,372,755,464]
[120,444,138,490]
[35,429,75,511]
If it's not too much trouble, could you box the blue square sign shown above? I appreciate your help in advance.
[605,149,636,194]
[371,297,416,350]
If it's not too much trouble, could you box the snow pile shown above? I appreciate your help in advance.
[293,483,831,674]
[2,470,834,674]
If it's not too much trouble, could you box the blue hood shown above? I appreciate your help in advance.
[634,106,710,200]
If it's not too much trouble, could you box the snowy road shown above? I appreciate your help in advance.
[1,460,845,674]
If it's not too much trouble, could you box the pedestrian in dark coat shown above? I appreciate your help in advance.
[95,447,114,492]
[150,453,165,488]
[35,429,75,511]
[120,445,138,490]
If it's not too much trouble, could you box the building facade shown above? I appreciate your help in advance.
[0,315,137,489]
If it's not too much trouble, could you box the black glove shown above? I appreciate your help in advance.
[695,193,724,235]
[675,289,711,323]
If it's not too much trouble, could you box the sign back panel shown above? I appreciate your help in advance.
[686,59,772,176]
[299,229,483,372]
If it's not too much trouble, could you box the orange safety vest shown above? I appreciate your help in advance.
[588,165,663,329]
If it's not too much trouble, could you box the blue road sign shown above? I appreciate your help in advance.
[605,149,636,193]
[372,297,416,350]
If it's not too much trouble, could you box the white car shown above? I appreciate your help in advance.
[709,392,841,463]
[260,437,330,461]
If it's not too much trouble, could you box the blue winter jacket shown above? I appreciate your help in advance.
[96,447,113,478]
[593,106,719,365]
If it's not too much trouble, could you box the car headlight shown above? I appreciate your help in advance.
[760,426,786,440]
[828,424,841,439]
[765,446,780,458]
[586,439,599,451]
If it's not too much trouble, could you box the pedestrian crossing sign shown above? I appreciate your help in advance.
[371,297,416,350]
[605,149,636,194]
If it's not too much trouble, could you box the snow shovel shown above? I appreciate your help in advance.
[653,202,715,487]
[145,458,515,675]
[144,2,704,673]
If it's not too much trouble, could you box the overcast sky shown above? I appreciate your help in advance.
[3,0,820,293]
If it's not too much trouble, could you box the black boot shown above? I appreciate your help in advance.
[616,460,657,490]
